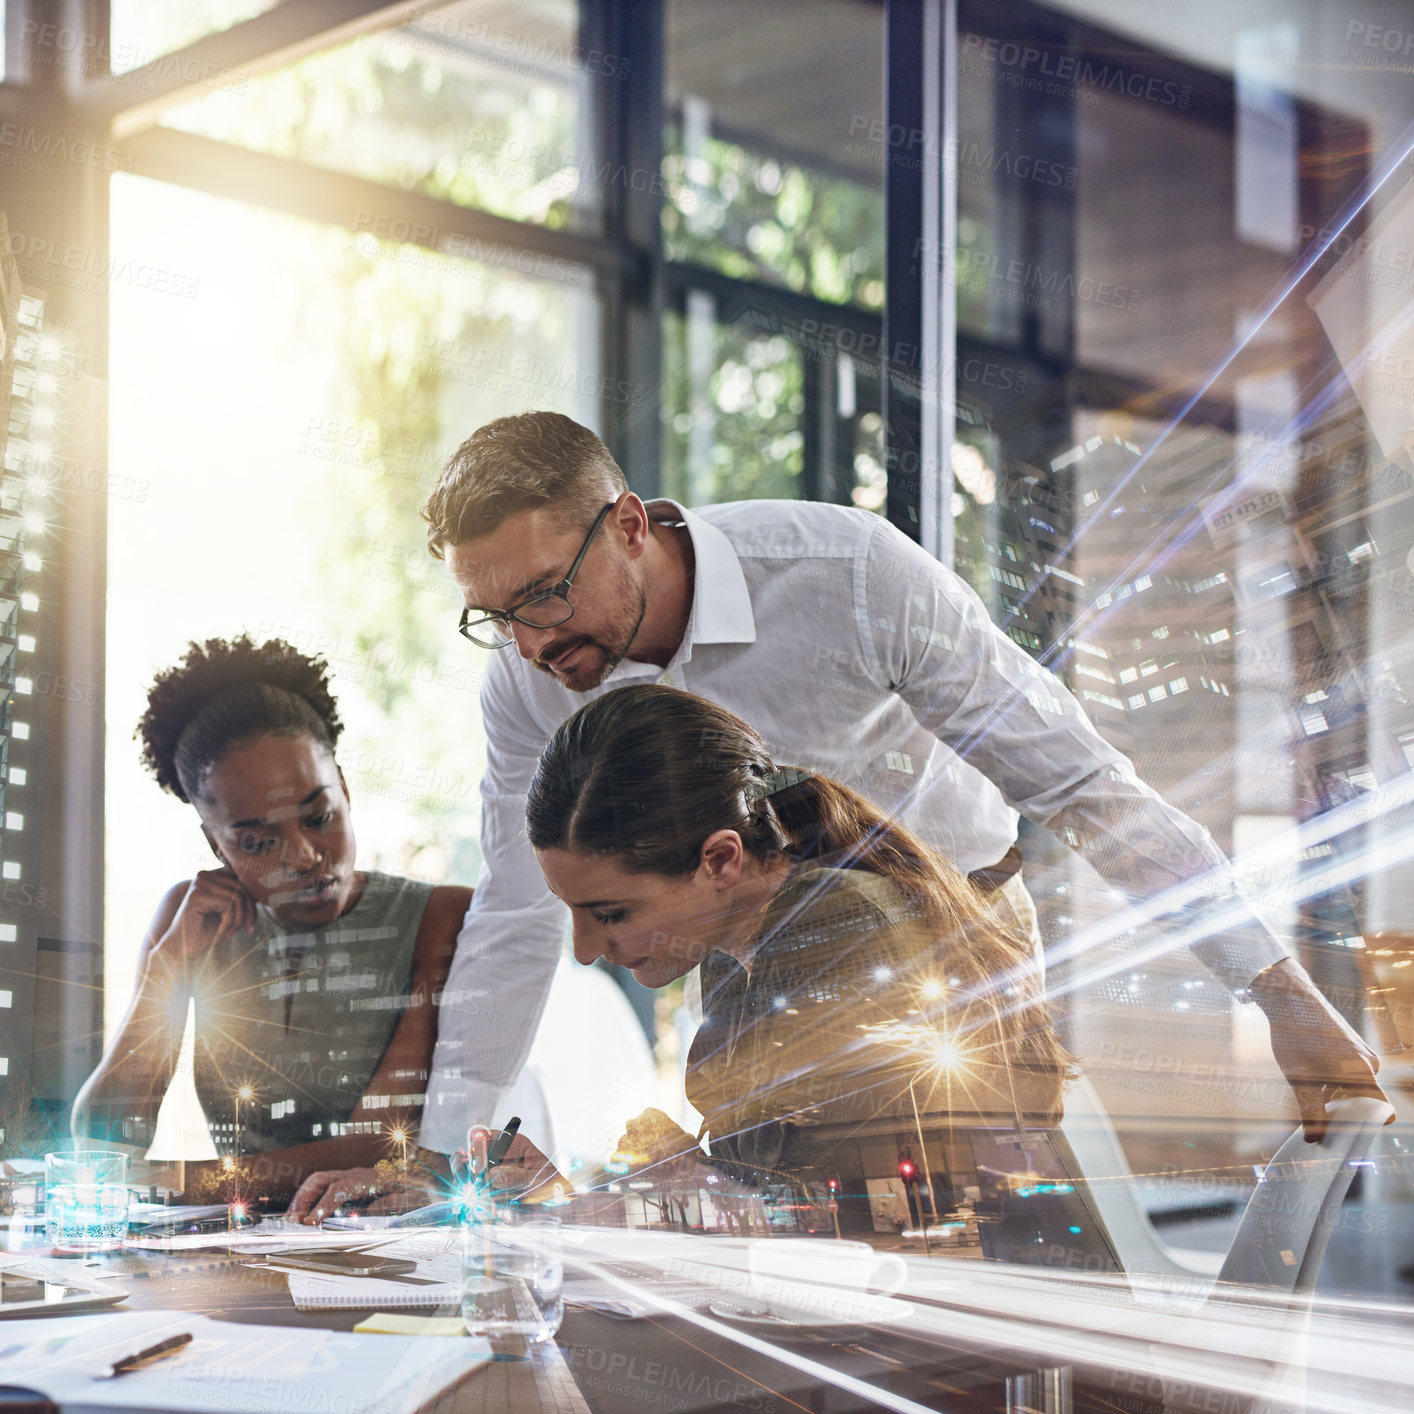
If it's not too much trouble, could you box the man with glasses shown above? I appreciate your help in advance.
[416,410,1385,1158]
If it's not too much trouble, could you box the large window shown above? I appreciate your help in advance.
[659,0,886,511]
[0,4,1411,1404]
[105,175,597,1006]
[936,5,1414,1235]
[157,0,596,231]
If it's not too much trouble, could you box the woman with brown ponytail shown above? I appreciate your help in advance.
[72,636,470,1221]
[525,684,1111,1263]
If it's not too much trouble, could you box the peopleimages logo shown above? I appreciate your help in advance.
[1343,19,1414,64]
[0,123,134,173]
[846,117,1077,186]
[960,34,1192,108]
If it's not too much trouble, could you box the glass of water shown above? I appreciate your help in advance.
[45,1150,129,1252]
[460,1202,563,1344]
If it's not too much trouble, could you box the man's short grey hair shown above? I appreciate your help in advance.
[421,411,628,558]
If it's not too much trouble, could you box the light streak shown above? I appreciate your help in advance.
[554,1227,1414,1414]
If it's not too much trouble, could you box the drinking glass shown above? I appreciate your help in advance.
[460,1203,563,1343]
[44,1150,129,1252]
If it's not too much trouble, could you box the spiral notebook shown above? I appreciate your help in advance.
[280,1232,463,1312]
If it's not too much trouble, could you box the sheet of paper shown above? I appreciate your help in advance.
[124,1220,436,1255]
[0,1310,490,1414]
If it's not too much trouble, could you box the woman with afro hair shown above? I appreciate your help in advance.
[72,635,471,1222]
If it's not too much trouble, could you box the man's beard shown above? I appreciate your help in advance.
[532,574,647,692]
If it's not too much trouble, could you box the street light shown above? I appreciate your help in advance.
[388,1125,409,1169]
[234,1085,255,1158]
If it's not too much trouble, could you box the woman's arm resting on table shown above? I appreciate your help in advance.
[72,872,258,1143]
[285,886,468,1221]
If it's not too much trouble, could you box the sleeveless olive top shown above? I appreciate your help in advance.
[189,871,433,1154]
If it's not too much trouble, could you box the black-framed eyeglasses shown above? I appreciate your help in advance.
[457,501,616,649]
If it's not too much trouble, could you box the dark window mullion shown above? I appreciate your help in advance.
[883,0,927,541]
[598,0,664,495]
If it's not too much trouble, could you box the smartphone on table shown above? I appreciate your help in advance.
[261,1250,418,1277]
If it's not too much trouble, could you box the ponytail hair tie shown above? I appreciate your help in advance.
[744,765,812,805]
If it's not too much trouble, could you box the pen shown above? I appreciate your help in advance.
[463,1117,521,1192]
[485,1116,522,1173]
[97,1331,193,1379]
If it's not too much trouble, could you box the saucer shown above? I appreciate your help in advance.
[707,1289,913,1337]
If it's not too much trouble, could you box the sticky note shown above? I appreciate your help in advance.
[353,1313,469,1337]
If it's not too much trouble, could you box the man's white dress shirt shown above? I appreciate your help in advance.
[420,499,1285,1151]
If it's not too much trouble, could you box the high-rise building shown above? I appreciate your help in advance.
[950,412,1414,1164]
[0,212,102,1152]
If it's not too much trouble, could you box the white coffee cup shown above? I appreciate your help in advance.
[745,1238,908,1320]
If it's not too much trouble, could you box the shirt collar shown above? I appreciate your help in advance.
[646,498,756,650]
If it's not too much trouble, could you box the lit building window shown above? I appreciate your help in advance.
[1,863,19,879]
[1300,707,1329,735]
[0,992,11,1008]
[4,814,22,831]
[0,1058,7,1074]
[1119,667,1139,684]
[8,769,24,785]
[14,679,31,695]
[1128,694,1146,709]
[0,926,15,942]
[16,636,34,653]
[1169,678,1188,694]
[19,594,37,611]
[21,554,41,572]
[1148,685,1167,702]
[11,723,28,740]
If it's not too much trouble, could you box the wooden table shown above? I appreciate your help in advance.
[68,1240,1083,1414]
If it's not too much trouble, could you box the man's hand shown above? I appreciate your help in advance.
[1248,957,1391,1142]
[453,1133,571,1205]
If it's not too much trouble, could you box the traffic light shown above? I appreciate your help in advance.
[898,1158,916,1183]
[826,1175,840,1195]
